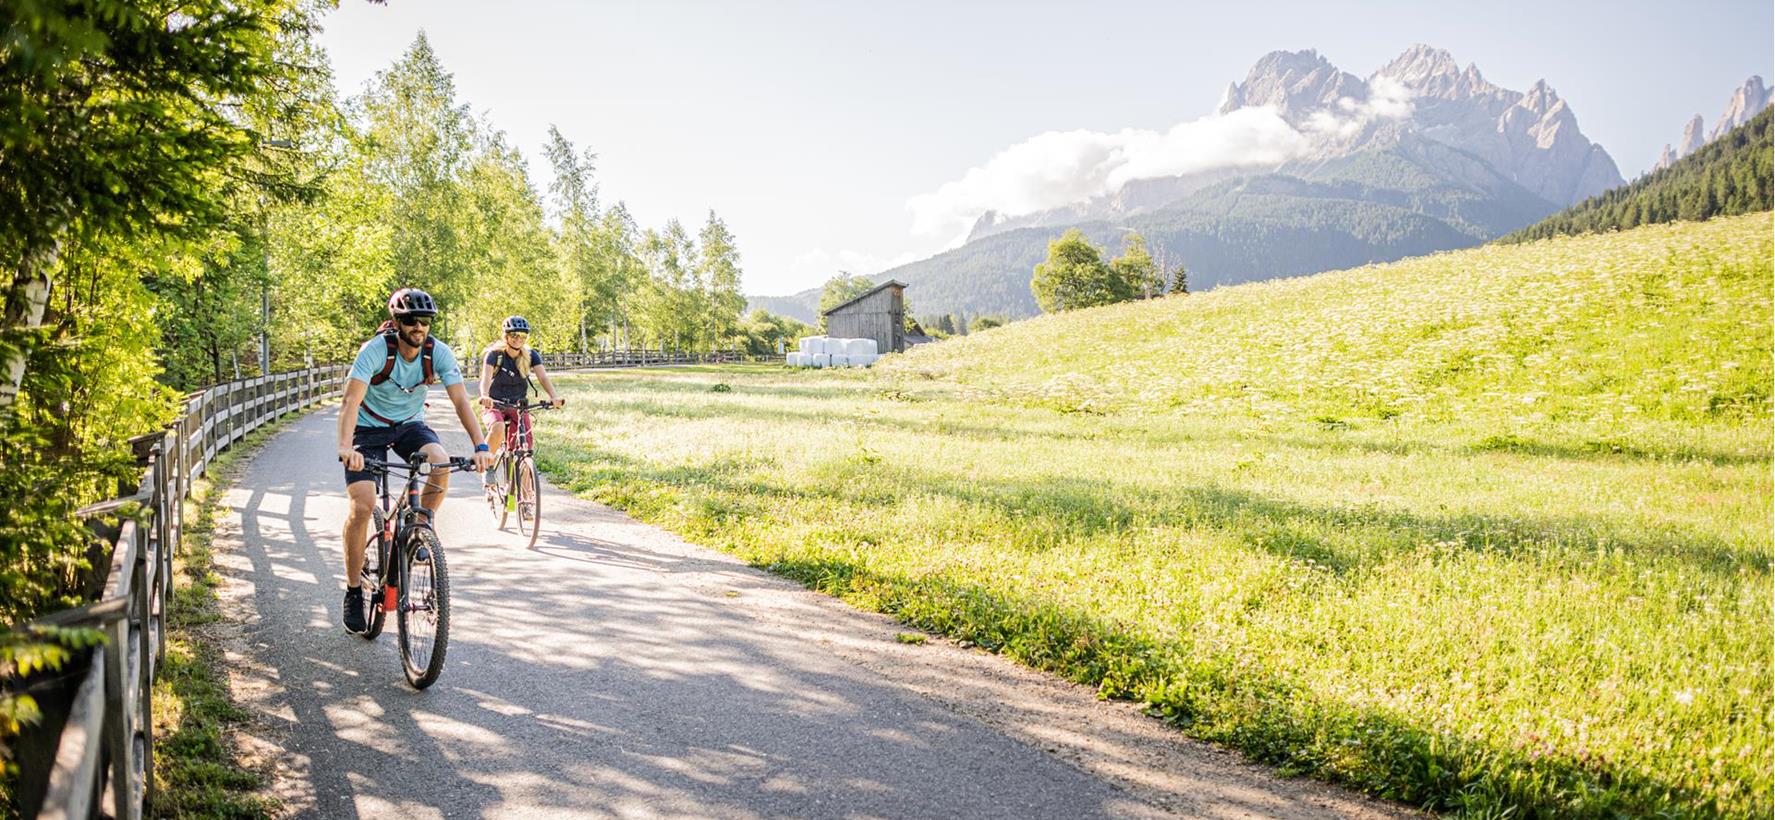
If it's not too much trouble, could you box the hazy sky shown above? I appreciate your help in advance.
[317,0,1773,296]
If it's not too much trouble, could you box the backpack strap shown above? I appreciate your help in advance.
[367,330,399,386]
[367,330,438,386]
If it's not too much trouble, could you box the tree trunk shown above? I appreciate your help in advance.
[0,243,59,412]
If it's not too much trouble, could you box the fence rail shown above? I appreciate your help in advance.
[17,347,754,818]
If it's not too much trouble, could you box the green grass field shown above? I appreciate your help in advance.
[537,213,1772,818]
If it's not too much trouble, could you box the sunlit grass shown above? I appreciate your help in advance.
[537,213,1772,818]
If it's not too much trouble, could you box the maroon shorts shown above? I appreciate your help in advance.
[482,405,522,433]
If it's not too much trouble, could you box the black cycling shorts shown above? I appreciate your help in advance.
[344,421,441,485]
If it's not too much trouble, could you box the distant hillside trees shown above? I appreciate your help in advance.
[1502,106,1771,243]
[1031,228,1157,313]
[970,315,1006,332]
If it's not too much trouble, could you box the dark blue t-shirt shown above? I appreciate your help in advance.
[484,347,543,403]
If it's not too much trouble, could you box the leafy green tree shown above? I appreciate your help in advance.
[818,272,876,331]
[970,315,1006,332]
[738,309,813,355]
[1110,231,1159,297]
[0,0,298,775]
[455,131,571,353]
[697,211,746,351]
[353,33,475,336]
[1031,229,1129,312]
[544,125,604,353]
[597,203,644,348]
[935,314,956,335]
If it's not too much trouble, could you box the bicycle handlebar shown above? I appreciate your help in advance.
[490,399,561,412]
[349,455,478,475]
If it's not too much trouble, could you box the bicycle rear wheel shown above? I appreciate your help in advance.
[360,507,387,640]
[397,525,450,689]
[516,455,541,549]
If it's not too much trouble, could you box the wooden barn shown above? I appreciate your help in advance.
[823,280,909,353]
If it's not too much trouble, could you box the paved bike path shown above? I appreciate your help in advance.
[208,393,1412,819]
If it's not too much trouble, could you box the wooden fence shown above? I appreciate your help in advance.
[15,347,758,818]
[23,365,348,820]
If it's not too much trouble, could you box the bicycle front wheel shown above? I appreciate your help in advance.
[517,455,542,549]
[397,525,450,689]
[360,507,387,640]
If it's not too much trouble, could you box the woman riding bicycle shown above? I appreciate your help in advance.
[478,316,564,455]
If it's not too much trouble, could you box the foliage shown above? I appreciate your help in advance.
[1109,231,1160,297]
[543,214,1773,818]
[1168,264,1189,295]
[1030,228,1136,313]
[1502,107,1772,244]
[737,310,812,356]
[1,0,291,792]
[969,315,1006,332]
[817,273,876,332]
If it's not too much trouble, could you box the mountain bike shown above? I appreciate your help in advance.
[483,400,555,549]
[355,453,474,689]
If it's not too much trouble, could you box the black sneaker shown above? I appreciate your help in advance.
[342,586,367,633]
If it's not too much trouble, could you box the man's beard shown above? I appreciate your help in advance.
[401,327,427,348]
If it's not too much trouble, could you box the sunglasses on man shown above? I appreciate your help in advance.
[399,316,432,328]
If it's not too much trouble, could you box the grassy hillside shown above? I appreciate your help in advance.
[1502,107,1771,243]
[880,158,1555,321]
[539,213,1771,817]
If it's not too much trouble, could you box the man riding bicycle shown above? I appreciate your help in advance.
[478,315,564,455]
[336,288,495,634]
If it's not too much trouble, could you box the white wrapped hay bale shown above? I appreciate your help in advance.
[798,336,823,355]
[830,354,851,368]
[809,353,829,368]
[843,338,877,357]
[785,352,804,367]
[850,353,880,367]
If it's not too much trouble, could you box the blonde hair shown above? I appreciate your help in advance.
[483,338,533,381]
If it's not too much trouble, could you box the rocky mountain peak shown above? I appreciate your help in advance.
[1372,45,1507,103]
[1653,76,1771,173]
[1217,49,1368,125]
[1710,75,1771,141]
[1518,80,1560,115]
[1679,115,1706,155]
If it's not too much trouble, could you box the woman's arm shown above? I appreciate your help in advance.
[478,361,496,407]
[533,364,564,406]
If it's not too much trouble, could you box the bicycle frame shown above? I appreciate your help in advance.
[366,455,468,610]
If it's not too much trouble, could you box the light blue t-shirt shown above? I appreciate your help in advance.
[346,334,464,427]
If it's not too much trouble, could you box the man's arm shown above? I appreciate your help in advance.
[338,379,369,471]
[445,382,494,471]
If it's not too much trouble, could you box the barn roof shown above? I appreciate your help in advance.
[821,280,907,317]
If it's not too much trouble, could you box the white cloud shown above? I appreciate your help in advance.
[906,85,1415,242]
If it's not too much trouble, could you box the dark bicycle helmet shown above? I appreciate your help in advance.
[502,315,531,334]
[387,287,439,318]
